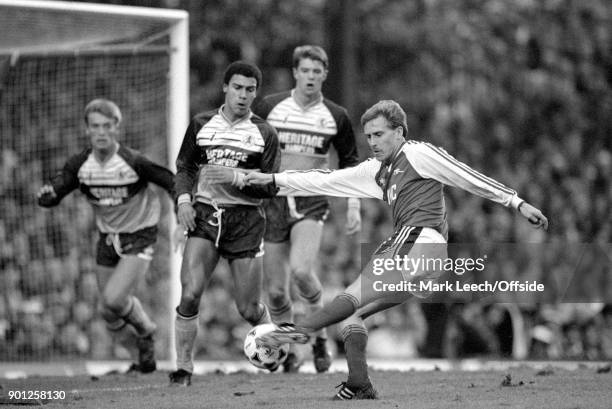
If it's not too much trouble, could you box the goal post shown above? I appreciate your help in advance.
[0,0,187,363]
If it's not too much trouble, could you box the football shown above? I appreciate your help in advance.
[244,323,289,371]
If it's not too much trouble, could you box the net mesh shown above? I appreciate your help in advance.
[0,5,170,53]
[0,51,173,361]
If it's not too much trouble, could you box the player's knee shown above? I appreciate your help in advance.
[100,303,118,323]
[268,289,290,309]
[101,292,125,314]
[340,314,364,330]
[179,291,201,315]
[236,300,262,324]
[291,264,315,283]
[294,274,321,300]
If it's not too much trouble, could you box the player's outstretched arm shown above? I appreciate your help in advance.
[37,155,81,207]
[518,201,548,230]
[243,172,273,185]
[246,161,383,199]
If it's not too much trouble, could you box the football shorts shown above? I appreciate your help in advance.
[263,196,330,242]
[97,225,157,267]
[189,202,265,260]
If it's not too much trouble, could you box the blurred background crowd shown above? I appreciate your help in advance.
[1,0,611,363]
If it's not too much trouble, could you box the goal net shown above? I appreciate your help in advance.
[0,1,188,363]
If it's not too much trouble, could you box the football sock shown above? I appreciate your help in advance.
[105,315,138,361]
[120,296,157,337]
[358,301,399,321]
[301,289,327,339]
[269,299,293,324]
[296,293,359,332]
[175,308,199,373]
[341,324,369,388]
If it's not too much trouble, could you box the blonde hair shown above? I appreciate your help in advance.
[292,45,329,69]
[84,98,122,125]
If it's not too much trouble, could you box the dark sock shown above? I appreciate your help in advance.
[296,293,358,331]
[342,325,369,388]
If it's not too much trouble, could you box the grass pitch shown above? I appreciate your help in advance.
[1,364,611,408]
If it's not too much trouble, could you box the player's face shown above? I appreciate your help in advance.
[364,116,405,162]
[223,74,258,122]
[293,58,327,99]
[86,112,119,152]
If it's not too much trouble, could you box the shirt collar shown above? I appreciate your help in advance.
[291,89,323,110]
[219,104,252,126]
[383,142,406,166]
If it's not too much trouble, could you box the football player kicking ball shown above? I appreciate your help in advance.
[242,100,548,400]
[38,99,176,374]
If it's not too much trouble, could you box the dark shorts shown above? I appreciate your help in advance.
[97,225,157,267]
[263,196,330,243]
[189,202,265,260]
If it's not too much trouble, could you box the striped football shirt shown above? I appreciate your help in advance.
[174,107,280,206]
[38,144,174,234]
[252,90,358,172]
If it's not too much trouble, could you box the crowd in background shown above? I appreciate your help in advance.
[1,142,611,361]
[1,0,611,362]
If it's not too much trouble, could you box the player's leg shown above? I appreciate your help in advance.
[333,300,398,400]
[96,231,158,373]
[259,227,446,347]
[264,241,292,324]
[229,256,271,326]
[263,198,293,324]
[332,228,447,399]
[97,264,140,362]
[105,256,158,372]
[222,205,271,327]
[277,221,406,336]
[262,198,302,372]
[289,218,332,371]
[259,274,376,346]
[171,236,219,384]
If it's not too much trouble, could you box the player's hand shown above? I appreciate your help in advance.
[346,206,361,235]
[37,184,57,199]
[244,172,274,186]
[177,202,197,232]
[172,224,187,253]
[519,202,548,230]
[202,165,244,187]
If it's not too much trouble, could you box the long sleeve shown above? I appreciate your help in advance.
[405,142,523,209]
[134,154,175,198]
[275,159,383,200]
[38,153,83,207]
[329,105,359,169]
[174,119,202,201]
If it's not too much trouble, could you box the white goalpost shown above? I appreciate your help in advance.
[0,0,187,365]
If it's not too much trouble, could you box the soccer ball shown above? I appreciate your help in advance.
[243,323,289,371]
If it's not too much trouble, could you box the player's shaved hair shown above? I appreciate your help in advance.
[84,98,122,125]
[360,100,408,139]
[292,45,329,70]
[223,61,263,89]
